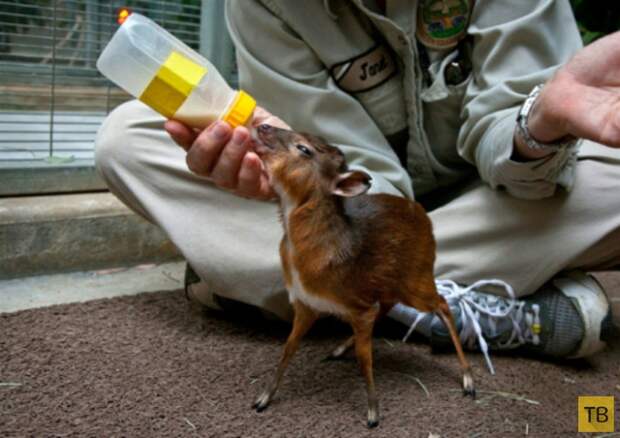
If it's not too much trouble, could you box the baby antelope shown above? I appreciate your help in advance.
[252,125,475,427]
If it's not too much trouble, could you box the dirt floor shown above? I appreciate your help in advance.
[1,278,619,437]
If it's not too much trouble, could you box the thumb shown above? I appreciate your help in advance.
[165,120,197,151]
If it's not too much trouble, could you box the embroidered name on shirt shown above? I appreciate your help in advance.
[330,45,397,93]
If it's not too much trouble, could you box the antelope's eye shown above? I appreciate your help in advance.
[296,144,313,157]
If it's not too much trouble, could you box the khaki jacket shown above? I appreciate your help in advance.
[225,0,582,200]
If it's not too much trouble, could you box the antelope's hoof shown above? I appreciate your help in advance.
[367,419,379,428]
[367,408,379,428]
[462,371,476,399]
[253,391,271,412]
[321,353,345,362]
[463,387,476,399]
[321,354,338,362]
[322,344,350,362]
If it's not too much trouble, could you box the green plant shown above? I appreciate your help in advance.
[571,0,620,44]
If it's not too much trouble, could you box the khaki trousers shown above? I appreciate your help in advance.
[95,101,620,320]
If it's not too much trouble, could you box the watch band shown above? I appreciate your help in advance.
[516,84,578,152]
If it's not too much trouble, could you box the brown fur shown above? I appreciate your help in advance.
[252,125,475,427]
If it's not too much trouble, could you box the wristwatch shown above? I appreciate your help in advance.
[516,84,578,152]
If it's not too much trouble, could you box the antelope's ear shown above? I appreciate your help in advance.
[331,170,372,197]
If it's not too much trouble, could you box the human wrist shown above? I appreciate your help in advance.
[526,83,567,143]
[512,129,555,161]
[512,83,577,161]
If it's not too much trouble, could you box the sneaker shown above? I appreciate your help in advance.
[184,263,276,320]
[387,272,613,374]
[184,263,222,310]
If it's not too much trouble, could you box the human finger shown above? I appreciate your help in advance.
[236,152,264,198]
[209,126,251,189]
[185,121,232,176]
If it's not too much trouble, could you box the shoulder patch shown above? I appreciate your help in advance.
[416,0,473,50]
[330,45,397,93]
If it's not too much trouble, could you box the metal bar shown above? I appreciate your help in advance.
[49,1,58,158]
[0,114,107,119]
[0,80,117,88]
[0,0,200,11]
[0,88,129,96]
[1,144,98,147]
[0,45,199,62]
[0,120,107,124]
[0,122,107,127]
[0,130,101,134]
[0,62,105,73]
[0,26,199,43]
[104,0,114,115]
[0,8,201,23]
[0,95,129,103]
[0,90,128,96]
[91,0,200,9]
[200,0,235,83]
[1,103,130,111]
[0,103,130,111]
[0,20,200,36]
[84,0,97,68]
[0,18,200,33]
[19,0,199,7]
[0,0,201,12]
[0,66,101,75]
[0,21,199,36]
[0,20,112,34]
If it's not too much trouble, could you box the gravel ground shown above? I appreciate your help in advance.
[1,276,618,438]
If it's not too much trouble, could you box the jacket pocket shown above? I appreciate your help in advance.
[352,73,408,136]
[421,49,472,167]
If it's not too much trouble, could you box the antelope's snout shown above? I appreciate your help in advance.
[251,124,275,157]
[255,124,287,151]
[254,124,291,159]
[256,123,274,142]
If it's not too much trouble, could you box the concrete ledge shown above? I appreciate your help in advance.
[0,162,107,196]
[0,261,185,314]
[0,192,182,279]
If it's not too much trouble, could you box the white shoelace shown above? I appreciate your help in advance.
[401,279,541,375]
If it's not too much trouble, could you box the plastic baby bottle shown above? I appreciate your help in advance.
[97,13,255,129]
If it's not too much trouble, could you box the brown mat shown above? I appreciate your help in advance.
[1,289,618,437]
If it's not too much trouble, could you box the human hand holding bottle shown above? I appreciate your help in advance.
[165,107,289,200]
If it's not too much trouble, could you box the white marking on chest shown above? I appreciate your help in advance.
[278,186,347,316]
[287,264,347,316]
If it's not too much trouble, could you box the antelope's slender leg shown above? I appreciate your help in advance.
[436,299,476,398]
[324,335,355,361]
[351,305,381,428]
[253,300,318,412]
[326,303,394,361]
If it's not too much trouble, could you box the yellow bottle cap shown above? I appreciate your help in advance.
[222,90,256,128]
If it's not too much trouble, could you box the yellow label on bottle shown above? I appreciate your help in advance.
[139,51,207,118]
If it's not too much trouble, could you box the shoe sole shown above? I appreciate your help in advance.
[553,271,610,358]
